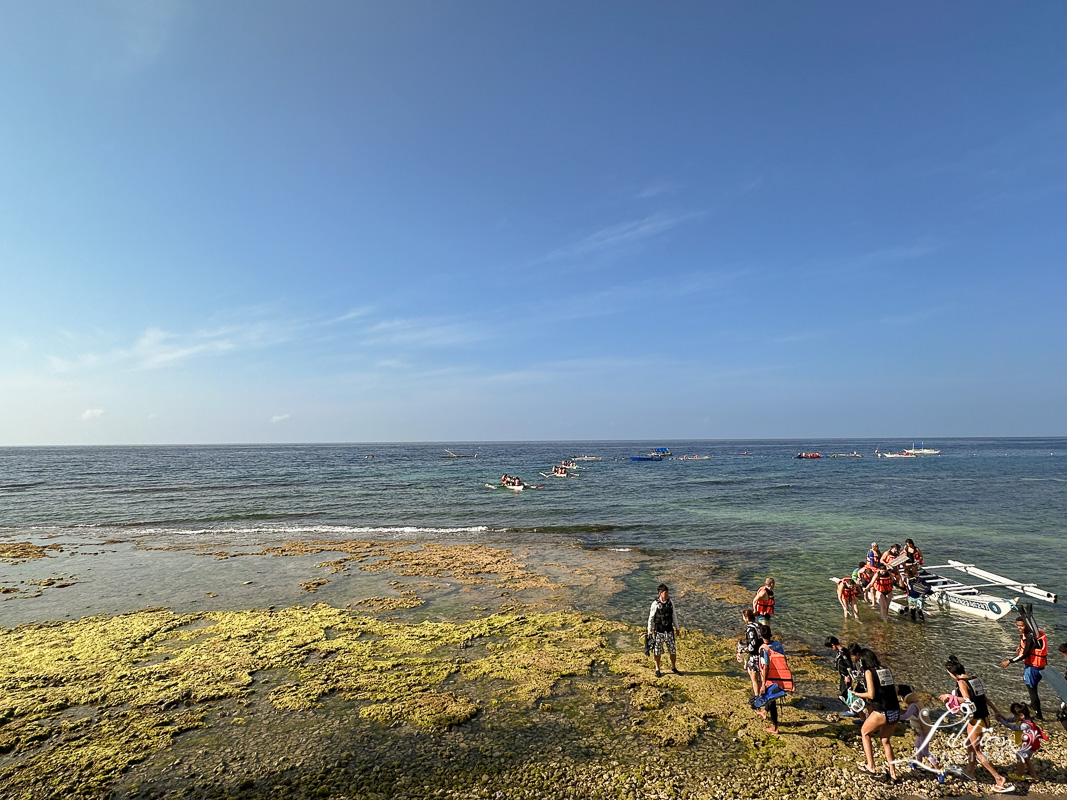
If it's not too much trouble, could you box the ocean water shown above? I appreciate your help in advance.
[1,438,1065,706]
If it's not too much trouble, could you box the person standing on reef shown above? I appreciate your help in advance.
[852,647,900,781]
[942,654,1013,792]
[825,636,854,712]
[753,577,775,625]
[740,608,763,696]
[647,584,681,678]
[1058,642,1067,732]
[758,625,782,734]
[1000,615,1048,720]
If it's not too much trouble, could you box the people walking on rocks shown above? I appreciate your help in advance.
[753,577,775,624]
[940,654,1013,793]
[647,584,681,678]
[897,683,939,774]
[852,647,900,781]
[1059,643,1067,732]
[997,702,1047,781]
[825,636,854,712]
[740,608,763,696]
[758,625,783,734]
[1000,614,1048,720]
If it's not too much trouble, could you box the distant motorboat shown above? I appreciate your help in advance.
[571,455,602,461]
[829,452,862,458]
[441,449,477,459]
[795,452,822,459]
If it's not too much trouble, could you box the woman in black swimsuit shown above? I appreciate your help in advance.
[940,655,1013,793]
[853,648,900,781]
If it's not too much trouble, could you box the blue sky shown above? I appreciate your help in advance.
[2,2,1066,444]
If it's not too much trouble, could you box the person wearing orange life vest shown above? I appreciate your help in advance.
[837,575,860,620]
[753,577,775,624]
[1000,615,1049,720]
[872,565,895,622]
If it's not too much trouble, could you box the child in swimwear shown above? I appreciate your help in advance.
[998,702,1048,781]
[897,684,939,773]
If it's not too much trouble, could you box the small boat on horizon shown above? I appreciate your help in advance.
[904,442,941,455]
[876,448,916,459]
[829,452,862,458]
[795,452,822,459]
[441,449,478,459]
[571,455,602,461]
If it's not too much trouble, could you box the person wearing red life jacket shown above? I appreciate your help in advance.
[753,577,775,624]
[837,576,861,620]
[1000,615,1049,720]
[872,566,895,622]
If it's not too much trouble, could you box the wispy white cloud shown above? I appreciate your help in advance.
[44,307,372,374]
[533,269,747,323]
[360,318,483,349]
[270,413,290,424]
[635,180,683,199]
[542,211,705,264]
[81,408,104,421]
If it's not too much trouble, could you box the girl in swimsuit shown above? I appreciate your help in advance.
[853,648,900,781]
[940,655,1013,793]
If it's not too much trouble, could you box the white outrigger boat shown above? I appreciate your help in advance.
[889,560,1058,621]
[571,455,602,462]
[904,442,941,455]
[876,448,916,459]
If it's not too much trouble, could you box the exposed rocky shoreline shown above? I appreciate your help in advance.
[1,540,1064,799]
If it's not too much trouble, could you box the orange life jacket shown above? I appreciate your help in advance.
[840,581,859,601]
[1022,630,1049,669]
[754,589,774,616]
[873,572,894,593]
[761,646,794,692]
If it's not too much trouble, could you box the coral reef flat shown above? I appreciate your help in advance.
[1,541,1065,799]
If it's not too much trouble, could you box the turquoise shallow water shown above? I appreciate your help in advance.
[1,438,1065,705]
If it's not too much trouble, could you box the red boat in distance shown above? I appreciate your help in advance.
[795,452,822,459]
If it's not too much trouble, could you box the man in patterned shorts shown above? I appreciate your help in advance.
[647,583,682,677]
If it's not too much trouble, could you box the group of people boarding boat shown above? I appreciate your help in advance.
[836,538,928,622]
[648,555,1066,791]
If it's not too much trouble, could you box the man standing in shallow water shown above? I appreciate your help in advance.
[647,584,681,678]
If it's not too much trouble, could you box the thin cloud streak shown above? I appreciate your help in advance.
[541,211,705,264]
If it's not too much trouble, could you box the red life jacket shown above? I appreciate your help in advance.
[874,572,894,593]
[840,581,859,601]
[1023,630,1049,669]
[1022,718,1048,751]
[761,645,794,692]
[754,589,774,616]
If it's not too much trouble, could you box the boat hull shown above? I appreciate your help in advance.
[889,569,1016,620]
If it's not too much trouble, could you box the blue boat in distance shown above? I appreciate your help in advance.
[630,447,671,461]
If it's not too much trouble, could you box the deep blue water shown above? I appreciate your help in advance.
[1,438,1064,704]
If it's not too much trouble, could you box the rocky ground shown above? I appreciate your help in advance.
[0,540,1064,799]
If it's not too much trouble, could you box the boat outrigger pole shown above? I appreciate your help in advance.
[925,560,1059,605]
